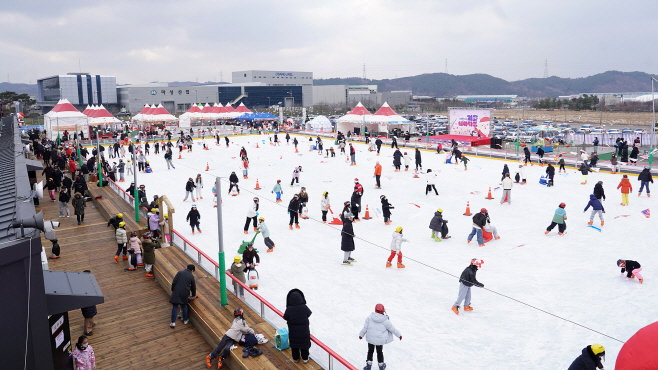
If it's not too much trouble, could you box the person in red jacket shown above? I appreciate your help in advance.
[617,175,632,206]
[69,158,77,174]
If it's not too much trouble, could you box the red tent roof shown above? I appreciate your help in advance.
[138,104,151,114]
[235,103,251,113]
[347,102,371,116]
[224,104,236,113]
[373,102,398,116]
[93,105,115,118]
[82,105,91,115]
[145,104,157,115]
[151,104,172,116]
[187,104,202,113]
[211,103,226,114]
[86,105,99,118]
[51,99,81,113]
[201,103,212,113]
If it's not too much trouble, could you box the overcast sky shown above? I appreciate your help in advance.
[1,0,656,84]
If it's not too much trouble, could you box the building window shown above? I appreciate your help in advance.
[244,74,247,77]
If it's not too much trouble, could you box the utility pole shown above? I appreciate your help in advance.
[543,59,548,78]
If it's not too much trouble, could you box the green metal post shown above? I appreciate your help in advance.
[132,144,140,222]
[216,177,227,306]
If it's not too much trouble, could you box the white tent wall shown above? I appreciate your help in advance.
[179,113,191,128]
[44,115,89,140]
[305,116,333,132]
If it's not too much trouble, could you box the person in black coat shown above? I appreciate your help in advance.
[414,148,422,170]
[593,181,605,201]
[621,143,629,163]
[288,194,300,229]
[452,259,484,315]
[567,344,605,370]
[523,146,531,165]
[618,259,642,282]
[350,191,361,221]
[375,138,382,154]
[186,205,201,233]
[536,146,545,164]
[169,264,196,327]
[228,171,240,194]
[380,195,393,224]
[283,289,312,363]
[637,166,653,196]
[392,149,402,171]
[242,243,260,272]
[630,146,639,165]
[545,163,555,187]
[341,202,355,264]
[429,209,449,240]
[501,164,510,181]
[184,178,196,201]
[80,270,97,335]
[73,176,88,195]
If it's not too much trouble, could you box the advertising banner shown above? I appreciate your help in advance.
[449,109,491,137]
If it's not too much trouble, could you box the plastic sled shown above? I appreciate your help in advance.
[248,268,259,290]
[275,328,290,351]
[539,175,548,185]
[237,233,259,254]
[482,229,494,243]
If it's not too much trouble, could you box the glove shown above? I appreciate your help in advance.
[271,191,273,193]
[399,336,402,340]
[359,336,362,340]
[444,220,448,223]
[256,213,259,217]
[603,210,605,213]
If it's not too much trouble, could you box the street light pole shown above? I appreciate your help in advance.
[132,144,139,222]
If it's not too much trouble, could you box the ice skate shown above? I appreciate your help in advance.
[364,362,372,370]
[122,255,128,260]
[206,355,212,368]
[244,230,248,234]
[397,262,405,268]
[587,221,593,226]
[267,246,275,253]
[378,363,386,370]
[494,236,500,240]
[601,221,604,226]
[464,306,473,311]
[386,261,392,267]
[478,244,485,247]
[295,224,300,229]
[342,260,353,266]
[114,255,119,263]
[348,257,357,262]
[544,231,550,235]
[639,279,643,284]
[289,225,293,230]
[451,306,459,315]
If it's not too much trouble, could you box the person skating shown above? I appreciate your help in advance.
[114,221,128,263]
[579,163,591,185]
[558,154,566,173]
[451,259,484,315]
[386,227,408,268]
[515,165,526,184]
[617,259,643,284]
[425,169,438,195]
[299,187,309,219]
[195,174,204,199]
[617,175,632,206]
[257,217,276,252]
[224,135,229,147]
[272,179,283,203]
[184,177,196,202]
[290,166,300,187]
[467,209,487,246]
[637,166,653,197]
[375,137,382,155]
[186,204,202,234]
[429,208,450,241]
[414,148,422,171]
[545,203,567,235]
[359,304,401,370]
[610,153,618,174]
[230,256,247,299]
[320,191,331,223]
[584,194,605,226]
[374,161,382,188]
[288,194,301,229]
[402,151,411,171]
[545,163,555,187]
[242,156,249,179]
[349,143,356,166]
[461,155,470,170]
[242,243,260,273]
[285,132,290,145]
[392,149,402,171]
[567,344,606,370]
[593,181,606,201]
[283,289,312,364]
[228,171,240,195]
[293,137,299,151]
[243,197,259,234]
[341,201,356,265]
[380,195,394,225]
[352,179,363,220]
[589,152,599,168]
[536,146,545,166]
[523,146,532,166]
[483,210,500,240]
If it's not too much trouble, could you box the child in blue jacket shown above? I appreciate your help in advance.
[583,194,605,226]
[272,180,283,203]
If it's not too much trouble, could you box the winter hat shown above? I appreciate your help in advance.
[354,178,359,183]
[623,175,628,178]
[427,169,432,173]
[192,204,197,208]
[277,179,281,183]
[480,208,487,213]
[505,173,510,177]
[375,304,385,314]
[404,152,407,155]
[617,259,625,267]
[380,195,386,199]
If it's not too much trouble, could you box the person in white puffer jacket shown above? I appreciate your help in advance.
[243,197,259,234]
[425,169,438,195]
[320,191,331,223]
[386,227,409,268]
[359,303,402,370]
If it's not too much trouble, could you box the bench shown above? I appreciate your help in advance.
[87,184,147,237]
[154,246,319,370]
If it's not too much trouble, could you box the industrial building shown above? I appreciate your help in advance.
[313,85,412,108]
[37,73,117,109]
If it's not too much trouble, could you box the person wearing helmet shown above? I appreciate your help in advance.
[593,181,606,201]
[567,344,605,370]
[617,175,633,206]
[159,213,171,246]
[358,303,401,370]
[142,231,160,278]
[148,209,161,238]
[320,191,331,223]
[467,209,487,246]
[515,164,527,184]
[386,226,409,268]
[195,174,204,199]
[206,307,257,369]
[545,203,567,235]
[230,255,246,298]
[290,166,300,187]
[228,171,240,195]
[380,195,394,225]
[186,204,202,234]
[284,289,312,364]
[392,148,402,171]
[545,163,555,187]
[637,166,653,197]
[429,208,450,242]
[107,213,123,230]
[272,180,283,203]
[452,259,485,315]
[257,217,276,252]
[288,194,301,229]
[617,259,643,284]
[184,177,197,202]
[425,169,438,195]
[341,201,356,265]
[501,172,513,204]
[114,221,128,263]
[349,143,356,165]
[579,162,592,185]
[170,264,196,328]
[523,145,532,166]
[244,197,260,234]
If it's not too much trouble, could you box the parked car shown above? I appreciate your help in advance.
[634,128,646,134]
[607,129,621,134]
[590,129,605,134]
[580,124,594,133]
[519,133,535,143]
[505,132,520,141]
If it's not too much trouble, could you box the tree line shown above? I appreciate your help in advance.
[534,94,600,110]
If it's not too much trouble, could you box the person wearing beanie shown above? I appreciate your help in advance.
[359,304,401,370]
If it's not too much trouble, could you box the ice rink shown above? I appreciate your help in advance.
[123,133,656,369]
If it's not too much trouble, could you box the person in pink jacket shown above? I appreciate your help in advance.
[128,232,143,267]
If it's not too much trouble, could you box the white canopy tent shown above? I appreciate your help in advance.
[305,115,332,132]
[336,102,373,135]
[178,103,203,128]
[336,102,410,135]
[43,99,89,140]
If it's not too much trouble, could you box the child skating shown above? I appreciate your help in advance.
[359,304,402,370]
[461,155,470,170]
[428,208,450,241]
[452,259,484,315]
[272,180,283,203]
[386,227,408,268]
[617,259,643,284]
[545,203,567,235]
[583,194,605,226]
[617,175,632,206]
[258,217,276,252]
[380,195,394,225]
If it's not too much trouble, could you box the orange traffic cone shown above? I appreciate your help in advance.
[205,162,209,171]
[178,152,182,159]
[413,169,419,178]
[256,142,259,148]
[485,187,494,200]
[463,201,472,216]
[363,205,372,220]
[295,147,298,153]
[254,179,261,190]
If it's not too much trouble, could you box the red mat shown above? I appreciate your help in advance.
[423,135,491,147]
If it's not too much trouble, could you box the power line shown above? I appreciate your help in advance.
[170,144,625,344]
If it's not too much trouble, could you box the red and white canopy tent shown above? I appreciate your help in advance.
[336,102,410,135]
[178,103,204,128]
[235,102,251,113]
[87,104,122,126]
[44,99,88,140]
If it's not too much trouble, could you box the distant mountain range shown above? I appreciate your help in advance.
[2,71,655,99]
[314,71,656,98]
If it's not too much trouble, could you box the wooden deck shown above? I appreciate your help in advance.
[36,174,214,369]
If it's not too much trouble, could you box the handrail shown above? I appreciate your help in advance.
[169,228,358,370]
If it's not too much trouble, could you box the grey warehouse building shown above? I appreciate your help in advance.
[313,84,412,109]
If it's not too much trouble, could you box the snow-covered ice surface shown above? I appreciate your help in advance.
[129,134,656,369]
